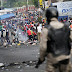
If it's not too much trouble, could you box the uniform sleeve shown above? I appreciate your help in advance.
[39,28,48,61]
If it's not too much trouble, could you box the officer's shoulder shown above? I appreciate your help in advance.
[42,27,48,33]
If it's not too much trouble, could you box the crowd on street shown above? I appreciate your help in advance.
[0,10,72,47]
[0,10,45,47]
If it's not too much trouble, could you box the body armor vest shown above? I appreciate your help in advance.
[47,24,71,57]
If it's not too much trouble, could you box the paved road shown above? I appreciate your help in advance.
[0,44,45,72]
[0,44,39,64]
[0,44,72,72]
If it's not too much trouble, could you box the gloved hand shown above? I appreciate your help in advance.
[35,64,39,68]
[35,58,44,68]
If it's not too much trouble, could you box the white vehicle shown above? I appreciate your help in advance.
[52,1,72,17]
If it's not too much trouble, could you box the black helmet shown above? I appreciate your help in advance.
[45,7,59,21]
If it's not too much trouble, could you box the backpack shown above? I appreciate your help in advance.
[47,24,71,57]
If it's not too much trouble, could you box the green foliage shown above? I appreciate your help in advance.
[32,0,38,7]
[2,0,36,8]
[37,17,42,23]
[2,1,7,8]
[14,1,27,7]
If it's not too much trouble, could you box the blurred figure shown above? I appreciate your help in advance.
[35,7,72,72]
[37,22,42,42]
[69,23,72,31]
[0,30,1,38]
[14,29,18,43]
[6,28,9,44]
[33,30,37,41]
[27,28,32,41]
[11,28,15,43]
[60,18,63,22]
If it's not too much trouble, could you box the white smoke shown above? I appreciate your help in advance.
[17,28,28,42]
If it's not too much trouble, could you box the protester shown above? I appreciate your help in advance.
[70,23,72,30]
[37,22,42,42]
[30,29,33,41]
[14,28,18,43]
[33,30,37,41]
[27,28,32,41]
[6,28,9,44]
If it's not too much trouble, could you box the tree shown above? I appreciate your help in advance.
[14,1,26,7]
[3,0,37,8]
[3,1,7,8]
[3,0,27,8]
[32,0,38,7]
[37,17,42,23]
[6,0,15,7]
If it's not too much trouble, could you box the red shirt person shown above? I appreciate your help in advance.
[27,29,32,41]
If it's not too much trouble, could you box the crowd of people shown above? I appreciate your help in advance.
[0,9,72,48]
[0,10,45,47]
[0,6,72,72]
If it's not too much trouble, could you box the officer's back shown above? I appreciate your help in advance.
[35,7,72,72]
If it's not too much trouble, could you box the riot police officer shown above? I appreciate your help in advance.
[35,7,72,72]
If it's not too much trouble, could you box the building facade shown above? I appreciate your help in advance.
[51,0,72,3]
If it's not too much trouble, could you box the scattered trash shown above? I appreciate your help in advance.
[26,65,29,67]
[4,63,9,67]
[12,43,16,45]
[17,43,21,46]
[19,41,21,43]
[32,43,36,45]
[2,67,4,69]
[3,41,7,47]
[24,63,27,66]
[18,66,21,69]
[8,45,12,47]
[14,63,19,65]
[0,63,4,67]
[29,61,32,63]
[6,69,9,71]
[22,61,25,63]
[9,63,19,66]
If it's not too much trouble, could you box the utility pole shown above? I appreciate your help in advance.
[1,0,3,10]
[43,0,45,9]
[38,0,40,8]
[48,0,51,7]
[26,0,28,11]
[27,0,28,6]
